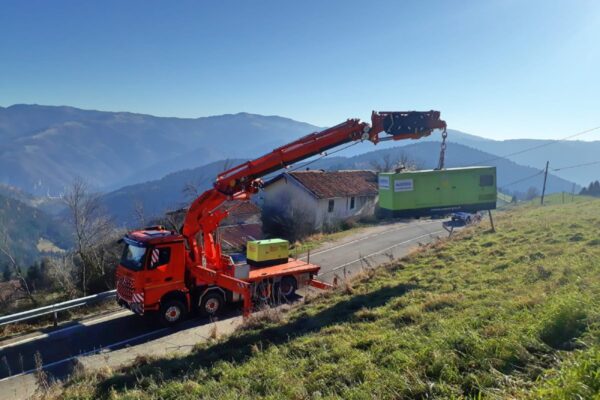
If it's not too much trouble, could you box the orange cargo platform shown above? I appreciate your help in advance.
[247,258,320,282]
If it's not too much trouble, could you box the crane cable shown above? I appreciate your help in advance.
[286,141,361,173]
[436,127,448,170]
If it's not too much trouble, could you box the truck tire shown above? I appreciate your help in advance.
[159,299,187,327]
[199,291,225,318]
[279,276,297,297]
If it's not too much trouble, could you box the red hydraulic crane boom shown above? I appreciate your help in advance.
[182,111,447,270]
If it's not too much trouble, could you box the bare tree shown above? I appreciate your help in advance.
[132,200,146,228]
[369,152,421,173]
[182,159,234,202]
[182,173,210,202]
[45,255,78,298]
[397,152,421,171]
[261,193,316,242]
[0,228,37,306]
[525,186,540,200]
[63,179,115,295]
[370,153,397,173]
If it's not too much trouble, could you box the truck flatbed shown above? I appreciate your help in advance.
[248,258,320,282]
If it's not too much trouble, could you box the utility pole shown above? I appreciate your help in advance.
[541,161,549,205]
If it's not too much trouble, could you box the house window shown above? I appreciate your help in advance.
[328,199,334,213]
[479,175,494,187]
[349,197,355,210]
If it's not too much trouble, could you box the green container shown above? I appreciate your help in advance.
[378,166,497,217]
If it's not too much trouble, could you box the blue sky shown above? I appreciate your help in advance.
[1,0,599,140]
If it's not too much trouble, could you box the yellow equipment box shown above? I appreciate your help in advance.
[246,239,289,267]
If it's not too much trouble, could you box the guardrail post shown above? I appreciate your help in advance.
[53,311,58,327]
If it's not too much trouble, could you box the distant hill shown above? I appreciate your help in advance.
[101,142,576,227]
[101,159,245,227]
[413,129,600,186]
[0,193,72,266]
[0,183,65,215]
[0,104,319,195]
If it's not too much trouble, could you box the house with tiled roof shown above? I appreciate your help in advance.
[259,170,378,229]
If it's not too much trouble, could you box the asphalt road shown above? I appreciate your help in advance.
[0,218,445,398]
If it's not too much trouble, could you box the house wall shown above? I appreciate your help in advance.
[317,195,377,228]
[257,177,377,230]
[256,177,320,226]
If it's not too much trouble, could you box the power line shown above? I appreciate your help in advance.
[499,170,545,188]
[499,158,600,190]
[287,141,361,173]
[552,160,600,171]
[467,125,600,166]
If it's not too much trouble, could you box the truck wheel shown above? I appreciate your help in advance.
[159,299,187,327]
[199,291,224,318]
[279,276,297,297]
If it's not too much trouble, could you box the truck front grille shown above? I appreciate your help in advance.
[117,276,134,302]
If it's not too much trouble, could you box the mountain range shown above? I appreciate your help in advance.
[1,105,598,198]
[0,104,319,196]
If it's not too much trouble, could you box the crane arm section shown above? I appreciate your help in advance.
[182,110,446,268]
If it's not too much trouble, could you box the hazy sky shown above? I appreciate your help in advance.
[1,0,599,140]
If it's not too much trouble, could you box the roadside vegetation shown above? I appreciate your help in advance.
[42,194,600,399]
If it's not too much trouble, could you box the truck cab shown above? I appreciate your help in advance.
[116,227,189,323]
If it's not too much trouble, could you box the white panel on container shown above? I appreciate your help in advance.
[378,176,390,190]
[394,179,414,192]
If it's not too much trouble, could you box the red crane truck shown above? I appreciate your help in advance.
[115,111,447,325]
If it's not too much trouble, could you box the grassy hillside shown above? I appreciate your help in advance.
[53,195,600,399]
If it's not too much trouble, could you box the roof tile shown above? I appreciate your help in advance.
[288,170,378,199]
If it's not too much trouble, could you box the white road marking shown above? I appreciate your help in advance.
[320,230,445,276]
[300,220,440,259]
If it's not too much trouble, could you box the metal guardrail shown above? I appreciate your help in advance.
[0,290,116,327]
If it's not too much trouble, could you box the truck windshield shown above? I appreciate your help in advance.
[121,243,147,271]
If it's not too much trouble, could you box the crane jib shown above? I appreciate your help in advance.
[382,111,446,137]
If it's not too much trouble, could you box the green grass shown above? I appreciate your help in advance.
[50,195,600,399]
